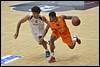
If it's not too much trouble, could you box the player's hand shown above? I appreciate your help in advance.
[14,33,18,39]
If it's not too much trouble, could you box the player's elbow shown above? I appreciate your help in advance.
[19,19,25,24]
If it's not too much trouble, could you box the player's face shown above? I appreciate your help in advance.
[32,12,40,18]
[49,16,57,22]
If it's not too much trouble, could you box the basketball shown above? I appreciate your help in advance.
[72,16,80,26]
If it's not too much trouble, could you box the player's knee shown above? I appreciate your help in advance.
[68,45,74,49]
[39,42,43,45]
[39,40,43,45]
[69,46,74,49]
[48,40,54,45]
[39,40,47,45]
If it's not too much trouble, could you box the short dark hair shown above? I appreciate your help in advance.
[49,11,56,17]
[31,6,41,13]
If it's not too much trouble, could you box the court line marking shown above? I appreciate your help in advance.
[1,55,24,65]
[1,32,99,41]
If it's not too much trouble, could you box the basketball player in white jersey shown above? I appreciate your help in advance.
[14,6,50,58]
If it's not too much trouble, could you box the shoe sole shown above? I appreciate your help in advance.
[48,56,56,63]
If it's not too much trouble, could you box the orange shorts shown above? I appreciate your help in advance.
[51,30,73,47]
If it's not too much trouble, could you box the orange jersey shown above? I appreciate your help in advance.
[49,16,73,46]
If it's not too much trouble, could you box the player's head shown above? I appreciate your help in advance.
[49,11,57,21]
[31,6,41,17]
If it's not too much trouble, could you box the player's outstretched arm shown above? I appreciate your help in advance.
[41,16,50,38]
[14,15,29,39]
[43,24,50,38]
[62,15,78,20]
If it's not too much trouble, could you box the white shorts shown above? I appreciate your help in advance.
[32,33,43,42]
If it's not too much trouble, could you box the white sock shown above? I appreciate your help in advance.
[72,35,77,45]
[51,52,54,56]
[73,35,77,42]
[73,37,77,42]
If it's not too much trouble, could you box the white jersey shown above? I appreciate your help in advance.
[28,13,44,42]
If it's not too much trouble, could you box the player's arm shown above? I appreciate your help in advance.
[42,16,50,38]
[62,15,78,20]
[62,15,73,19]
[43,24,50,38]
[14,15,30,39]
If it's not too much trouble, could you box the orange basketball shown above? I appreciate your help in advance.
[72,16,80,26]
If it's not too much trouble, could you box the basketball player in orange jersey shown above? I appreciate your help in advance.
[42,11,81,63]
[14,6,50,58]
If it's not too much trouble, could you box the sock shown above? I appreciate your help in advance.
[51,52,54,56]
[73,35,77,42]
[72,35,77,45]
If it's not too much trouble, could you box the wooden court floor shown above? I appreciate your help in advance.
[1,1,99,66]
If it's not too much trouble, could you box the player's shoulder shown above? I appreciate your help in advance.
[57,15,64,19]
[60,15,65,18]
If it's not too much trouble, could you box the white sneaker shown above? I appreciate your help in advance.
[73,35,81,44]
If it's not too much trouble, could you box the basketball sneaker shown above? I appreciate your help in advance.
[73,35,81,44]
[48,56,56,63]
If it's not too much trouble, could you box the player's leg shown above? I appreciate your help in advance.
[48,33,60,63]
[70,35,81,49]
[38,36,48,50]
[38,36,50,58]
[49,35,57,55]
[61,35,74,49]
[49,32,60,56]
[62,34,81,49]
[48,35,56,63]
